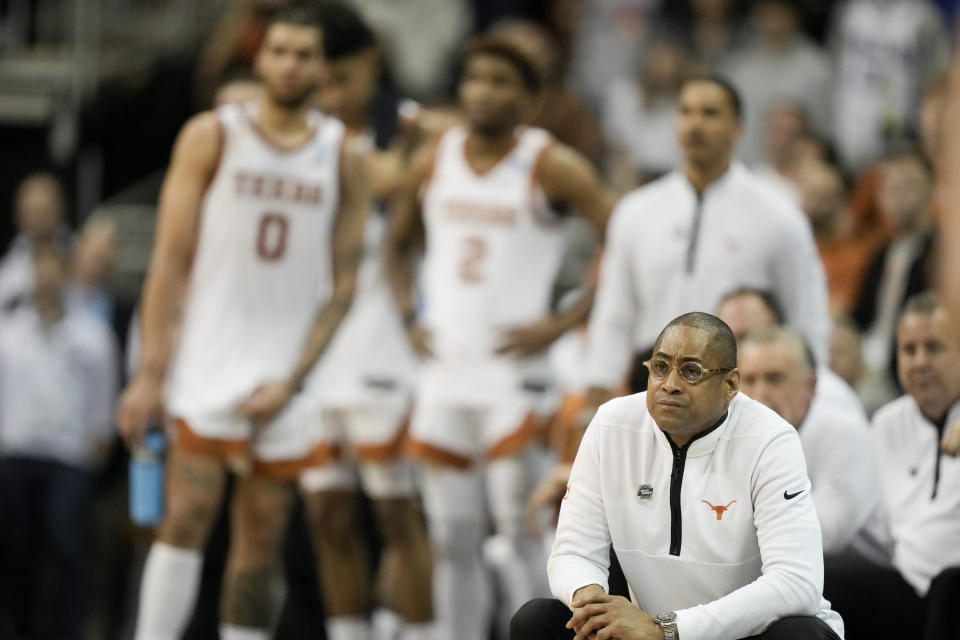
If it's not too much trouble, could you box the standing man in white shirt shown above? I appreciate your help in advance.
[584,74,829,412]
[824,292,960,639]
[738,327,874,554]
[512,312,843,640]
[0,244,118,640]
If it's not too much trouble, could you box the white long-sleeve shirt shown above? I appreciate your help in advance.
[799,370,875,553]
[0,306,118,469]
[867,395,960,595]
[549,392,844,640]
[585,162,830,389]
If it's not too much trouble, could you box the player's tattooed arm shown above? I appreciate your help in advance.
[292,142,369,388]
[385,140,435,357]
[116,112,222,447]
[239,142,369,425]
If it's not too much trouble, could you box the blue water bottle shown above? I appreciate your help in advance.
[130,429,166,526]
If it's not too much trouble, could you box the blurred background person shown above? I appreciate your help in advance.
[66,216,118,325]
[830,0,949,171]
[299,4,435,640]
[0,172,72,313]
[825,291,960,639]
[492,19,603,167]
[738,327,874,555]
[600,35,688,191]
[724,0,832,166]
[0,243,118,640]
[797,158,878,315]
[751,101,812,203]
[853,146,937,412]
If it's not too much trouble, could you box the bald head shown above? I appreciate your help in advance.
[654,312,737,370]
[742,327,816,372]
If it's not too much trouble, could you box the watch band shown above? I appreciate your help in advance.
[656,611,678,640]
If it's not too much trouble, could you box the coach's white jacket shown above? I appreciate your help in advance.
[549,392,844,640]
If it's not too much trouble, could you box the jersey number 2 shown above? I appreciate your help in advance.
[460,236,487,283]
[257,212,288,261]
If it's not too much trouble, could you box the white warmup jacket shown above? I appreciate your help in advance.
[585,162,830,390]
[868,395,960,595]
[549,392,844,640]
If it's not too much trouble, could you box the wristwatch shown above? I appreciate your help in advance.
[655,611,678,640]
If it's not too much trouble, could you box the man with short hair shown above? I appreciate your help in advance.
[738,327,874,554]
[0,244,117,640]
[115,9,368,640]
[584,75,829,410]
[513,312,843,640]
[825,292,960,639]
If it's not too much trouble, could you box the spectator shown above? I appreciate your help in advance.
[343,0,471,101]
[825,291,960,639]
[671,0,748,71]
[830,0,949,170]
[66,216,117,325]
[853,147,936,411]
[601,35,688,191]
[0,244,119,640]
[565,0,664,113]
[492,19,604,165]
[715,287,864,410]
[725,0,832,165]
[798,160,878,314]
[0,172,71,313]
[513,312,844,640]
[829,314,865,391]
[739,327,874,554]
[752,101,811,203]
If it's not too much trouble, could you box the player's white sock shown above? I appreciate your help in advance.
[422,465,490,640]
[402,621,437,640]
[327,615,372,640]
[219,624,269,640]
[134,542,202,640]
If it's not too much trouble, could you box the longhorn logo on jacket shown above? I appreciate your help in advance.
[702,499,736,520]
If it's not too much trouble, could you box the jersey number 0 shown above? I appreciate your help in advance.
[257,212,288,261]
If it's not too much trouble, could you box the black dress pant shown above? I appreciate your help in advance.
[825,552,960,640]
[511,598,841,640]
[0,456,93,640]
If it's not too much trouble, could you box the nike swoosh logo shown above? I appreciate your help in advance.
[784,490,804,500]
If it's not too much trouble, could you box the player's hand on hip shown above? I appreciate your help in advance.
[406,323,434,359]
[238,381,295,427]
[115,373,164,448]
[524,462,572,537]
[942,419,960,455]
[496,317,565,357]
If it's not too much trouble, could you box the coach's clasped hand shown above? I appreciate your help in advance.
[568,584,667,640]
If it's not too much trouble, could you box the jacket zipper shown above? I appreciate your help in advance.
[685,193,704,274]
[668,439,688,556]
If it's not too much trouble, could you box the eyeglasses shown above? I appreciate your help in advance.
[642,358,734,384]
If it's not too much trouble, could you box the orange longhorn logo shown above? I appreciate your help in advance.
[702,499,736,520]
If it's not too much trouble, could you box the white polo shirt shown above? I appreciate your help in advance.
[868,395,960,595]
[549,392,844,640]
[585,162,830,389]
[0,306,118,468]
[799,371,875,554]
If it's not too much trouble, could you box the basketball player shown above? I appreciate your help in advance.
[295,5,437,640]
[386,37,614,640]
[115,9,368,640]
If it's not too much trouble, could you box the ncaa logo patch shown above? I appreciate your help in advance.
[637,484,654,500]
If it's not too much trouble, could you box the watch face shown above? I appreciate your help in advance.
[656,612,677,624]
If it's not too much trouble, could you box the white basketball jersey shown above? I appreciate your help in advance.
[419,125,566,403]
[165,102,345,436]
